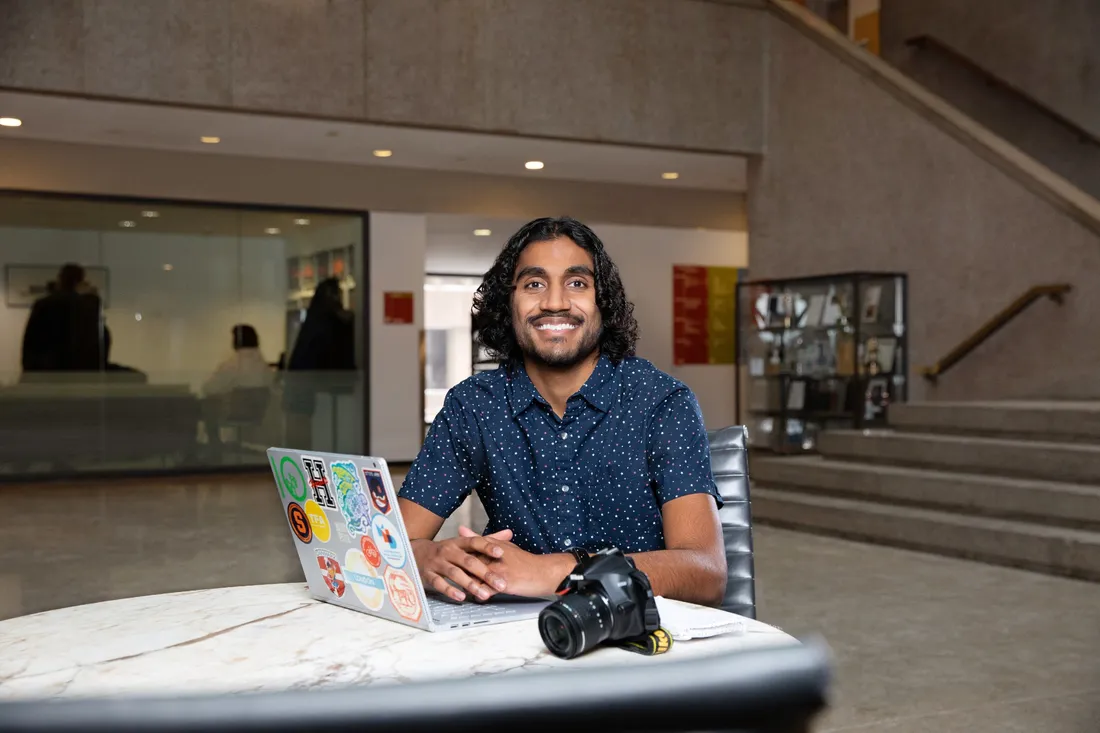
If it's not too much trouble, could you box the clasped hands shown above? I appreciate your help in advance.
[411,526,568,603]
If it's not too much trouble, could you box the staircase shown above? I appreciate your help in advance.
[750,401,1100,581]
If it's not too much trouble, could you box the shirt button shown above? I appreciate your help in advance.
[562,485,570,492]
[560,432,568,440]
[564,538,573,547]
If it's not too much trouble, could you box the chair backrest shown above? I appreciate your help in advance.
[708,425,756,619]
[225,386,272,424]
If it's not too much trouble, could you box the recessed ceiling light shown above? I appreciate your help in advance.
[265,227,281,235]
[134,313,143,322]
[373,149,393,158]
[473,229,492,237]
[200,136,220,144]
[294,218,311,226]
[141,210,160,218]
[661,172,680,180]
[119,220,136,228]
[0,117,22,128]
[525,161,544,170]
[162,264,174,271]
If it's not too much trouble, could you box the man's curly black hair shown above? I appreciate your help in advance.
[472,217,639,365]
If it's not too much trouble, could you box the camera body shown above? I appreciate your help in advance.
[538,547,660,659]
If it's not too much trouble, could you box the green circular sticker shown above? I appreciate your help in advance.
[280,456,308,502]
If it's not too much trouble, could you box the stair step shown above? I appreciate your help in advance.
[752,456,1100,528]
[891,401,1100,442]
[818,429,1100,483]
[752,487,1100,581]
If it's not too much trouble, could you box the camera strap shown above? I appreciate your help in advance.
[615,627,673,656]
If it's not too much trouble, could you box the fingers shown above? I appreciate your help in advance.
[457,535,506,559]
[425,570,467,602]
[431,553,497,601]
[453,548,507,593]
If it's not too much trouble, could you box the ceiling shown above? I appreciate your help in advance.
[0,90,747,193]
[425,214,532,275]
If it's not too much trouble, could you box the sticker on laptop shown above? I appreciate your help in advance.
[344,549,386,610]
[287,502,312,543]
[360,536,383,568]
[370,513,407,569]
[276,455,309,503]
[361,468,392,514]
[302,456,337,510]
[335,524,352,544]
[330,460,372,536]
[304,499,332,543]
[315,549,346,598]
[384,567,422,622]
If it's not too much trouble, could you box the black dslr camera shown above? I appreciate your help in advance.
[538,548,660,659]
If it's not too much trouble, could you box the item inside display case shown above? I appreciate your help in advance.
[737,272,908,454]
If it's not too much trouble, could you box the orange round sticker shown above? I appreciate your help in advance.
[287,502,312,543]
[360,536,383,568]
[304,500,331,543]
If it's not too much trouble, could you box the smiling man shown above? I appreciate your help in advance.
[398,217,727,606]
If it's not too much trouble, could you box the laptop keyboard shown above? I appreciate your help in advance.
[427,597,519,625]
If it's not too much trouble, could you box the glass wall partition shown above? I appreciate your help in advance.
[0,192,367,480]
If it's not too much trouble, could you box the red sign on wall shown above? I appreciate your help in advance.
[383,292,414,324]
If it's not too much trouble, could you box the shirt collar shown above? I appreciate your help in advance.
[507,354,618,417]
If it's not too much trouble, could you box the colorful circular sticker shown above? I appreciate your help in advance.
[280,456,308,502]
[384,566,422,622]
[315,549,346,598]
[304,500,331,543]
[360,536,383,568]
[370,513,407,569]
[330,460,372,536]
[362,468,392,514]
[287,502,312,543]
[344,549,386,610]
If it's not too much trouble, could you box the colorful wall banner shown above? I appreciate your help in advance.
[673,265,739,365]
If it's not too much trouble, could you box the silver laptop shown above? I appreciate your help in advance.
[268,447,550,631]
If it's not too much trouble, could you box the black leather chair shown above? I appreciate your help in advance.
[708,425,757,619]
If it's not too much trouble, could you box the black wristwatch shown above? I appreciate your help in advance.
[569,547,591,565]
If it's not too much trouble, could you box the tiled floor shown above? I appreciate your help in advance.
[2,471,1098,731]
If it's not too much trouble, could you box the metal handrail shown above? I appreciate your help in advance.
[919,284,1072,382]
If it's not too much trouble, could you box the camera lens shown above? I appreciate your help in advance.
[538,591,613,659]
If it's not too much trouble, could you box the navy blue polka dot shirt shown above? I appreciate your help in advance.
[399,354,723,555]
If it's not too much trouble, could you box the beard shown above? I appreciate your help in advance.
[515,314,602,369]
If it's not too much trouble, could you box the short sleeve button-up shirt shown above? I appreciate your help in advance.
[399,354,722,554]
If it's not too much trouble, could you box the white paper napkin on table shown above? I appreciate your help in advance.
[654,596,747,641]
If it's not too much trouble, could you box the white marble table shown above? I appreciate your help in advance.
[0,583,797,700]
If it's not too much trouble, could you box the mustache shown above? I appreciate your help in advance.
[528,312,583,326]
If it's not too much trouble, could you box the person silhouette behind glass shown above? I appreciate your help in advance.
[283,278,355,449]
[21,263,103,377]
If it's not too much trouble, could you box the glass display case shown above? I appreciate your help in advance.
[736,272,908,454]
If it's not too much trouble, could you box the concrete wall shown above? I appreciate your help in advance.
[880,0,1100,140]
[880,0,1100,203]
[749,6,1100,402]
[0,0,768,153]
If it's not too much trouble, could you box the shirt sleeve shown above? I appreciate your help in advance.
[646,388,724,508]
[398,388,486,518]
